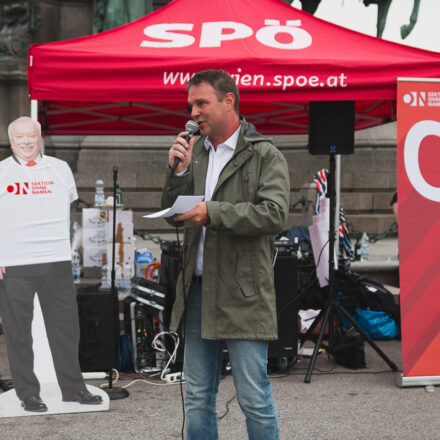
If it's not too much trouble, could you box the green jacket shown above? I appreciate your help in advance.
[161,118,290,340]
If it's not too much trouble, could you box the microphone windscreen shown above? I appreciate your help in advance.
[185,120,199,135]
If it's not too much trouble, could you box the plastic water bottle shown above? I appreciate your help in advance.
[360,232,369,261]
[72,249,81,283]
[94,177,105,207]
[135,248,153,277]
[101,262,111,289]
[123,262,132,289]
[115,262,123,288]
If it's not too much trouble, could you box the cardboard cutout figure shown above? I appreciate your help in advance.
[0,117,108,415]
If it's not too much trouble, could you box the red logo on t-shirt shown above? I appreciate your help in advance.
[6,182,29,195]
[5,181,54,195]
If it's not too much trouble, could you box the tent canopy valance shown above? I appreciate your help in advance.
[28,0,440,135]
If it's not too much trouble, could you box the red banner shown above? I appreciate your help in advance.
[397,78,440,381]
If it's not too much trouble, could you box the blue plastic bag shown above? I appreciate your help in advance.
[353,307,398,340]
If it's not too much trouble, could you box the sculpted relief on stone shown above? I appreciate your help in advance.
[93,0,153,33]
[0,2,41,58]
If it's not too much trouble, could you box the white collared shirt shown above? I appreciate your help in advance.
[194,127,240,276]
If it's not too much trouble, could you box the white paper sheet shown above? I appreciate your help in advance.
[143,195,204,218]
[309,198,330,287]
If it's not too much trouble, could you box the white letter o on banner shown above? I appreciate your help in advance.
[404,120,440,202]
[200,22,253,47]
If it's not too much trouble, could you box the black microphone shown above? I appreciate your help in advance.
[171,120,200,175]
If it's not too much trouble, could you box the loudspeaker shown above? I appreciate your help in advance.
[308,100,355,155]
[268,254,299,361]
[76,287,119,372]
[159,241,184,368]
[159,241,181,331]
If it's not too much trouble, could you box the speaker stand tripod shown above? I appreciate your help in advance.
[302,153,398,383]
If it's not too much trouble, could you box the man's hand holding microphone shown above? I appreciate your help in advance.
[169,120,209,226]
[169,120,199,176]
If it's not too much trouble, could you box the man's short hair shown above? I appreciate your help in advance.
[186,70,240,114]
[8,117,42,141]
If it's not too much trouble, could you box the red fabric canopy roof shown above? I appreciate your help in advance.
[28,0,440,135]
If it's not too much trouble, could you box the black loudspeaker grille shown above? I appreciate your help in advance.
[269,255,299,360]
[308,100,355,155]
[76,288,118,372]
[159,241,184,367]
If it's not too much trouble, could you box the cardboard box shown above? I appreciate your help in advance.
[82,228,106,249]
[83,247,105,267]
[105,209,133,224]
[106,221,134,243]
[82,208,106,229]
[104,243,135,277]
[104,242,135,265]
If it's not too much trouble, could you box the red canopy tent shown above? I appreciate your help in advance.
[28,0,440,135]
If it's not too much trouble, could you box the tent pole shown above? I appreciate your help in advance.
[30,100,38,121]
[31,100,44,155]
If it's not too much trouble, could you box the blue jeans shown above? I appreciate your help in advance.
[183,279,280,440]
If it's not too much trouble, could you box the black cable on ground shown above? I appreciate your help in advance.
[218,392,237,421]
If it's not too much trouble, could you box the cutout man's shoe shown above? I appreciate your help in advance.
[62,390,103,405]
[21,396,48,412]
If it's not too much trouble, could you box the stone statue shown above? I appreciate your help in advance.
[93,0,153,34]
[363,0,421,39]
[297,0,422,40]
[0,2,41,58]
[400,0,421,40]
[299,0,321,14]
[363,0,393,38]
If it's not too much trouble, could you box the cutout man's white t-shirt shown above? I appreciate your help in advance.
[0,155,77,267]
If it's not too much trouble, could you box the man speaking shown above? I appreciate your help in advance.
[0,117,102,412]
[162,70,290,440]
